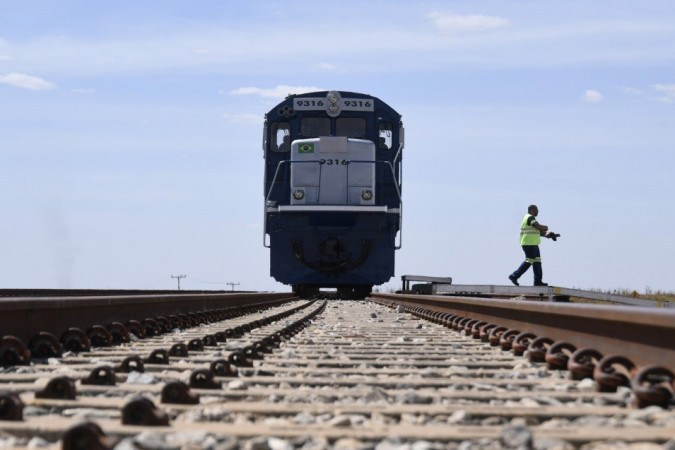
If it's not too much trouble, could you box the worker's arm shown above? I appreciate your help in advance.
[531,220,548,234]
[536,224,549,235]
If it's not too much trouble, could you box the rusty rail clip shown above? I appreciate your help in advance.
[0,336,31,366]
[35,376,77,400]
[86,325,113,348]
[28,332,63,358]
[512,332,536,356]
[187,338,204,352]
[210,359,239,377]
[214,331,228,342]
[59,328,91,353]
[243,345,264,360]
[161,381,199,404]
[202,335,218,347]
[116,355,145,373]
[228,351,253,367]
[145,349,170,365]
[62,422,119,450]
[126,320,146,339]
[545,341,577,370]
[121,397,170,426]
[527,336,554,363]
[142,318,161,337]
[106,322,131,344]
[631,365,674,408]
[499,329,521,351]
[0,391,24,421]
[568,348,604,380]
[189,369,222,389]
[593,355,635,392]
[81,366,116,386]
[169,343,189,357]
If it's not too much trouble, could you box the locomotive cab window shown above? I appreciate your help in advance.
[378,122,393,149]
[336,118,367,138]
[272,122,290,152]
[300,118,331,137]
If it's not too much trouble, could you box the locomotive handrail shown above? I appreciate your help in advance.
[264,159,403,249]
[265,160,401,206]
[264,160,317,248]
[264,160,290,248]
[265,160,322,207]
[393,141,403,176]
[347,160,402,205]
[347,160,403,249]
[391,143,404,248]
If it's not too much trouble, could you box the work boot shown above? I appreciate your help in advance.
[533,262,547,286]
[509,262,530,286]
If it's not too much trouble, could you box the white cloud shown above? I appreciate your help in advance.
[653,84,675,103]
[0,72,55,90]
[582,89,603,103]
[0,54,11,61]
[222,113,263,124]
[315,62,338,71]
[229,85,324,99]
[428,12,511,33]
[619,84,675,103]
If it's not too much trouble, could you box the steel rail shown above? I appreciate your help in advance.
[370,292,675,369]
[0,292,295,343]
[0,289,250,298]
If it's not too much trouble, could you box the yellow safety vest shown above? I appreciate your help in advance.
[520,214,541,246]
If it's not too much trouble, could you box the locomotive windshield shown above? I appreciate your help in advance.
[378,123,393,149]
[300,118,330,137]
[298,117,368,139]
[336,118,367,138]
[271,122,290,152]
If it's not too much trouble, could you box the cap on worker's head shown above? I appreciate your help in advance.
[528,204,538,213]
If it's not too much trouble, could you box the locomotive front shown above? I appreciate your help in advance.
[263,91,403,298]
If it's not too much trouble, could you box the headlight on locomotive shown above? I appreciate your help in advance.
[327,104,340,116]
[292,189,305,200]
[361,189,373,201]
[327,91,341,104]
[326,90,342,117]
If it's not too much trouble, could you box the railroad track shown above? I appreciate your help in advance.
[0,293,673,449]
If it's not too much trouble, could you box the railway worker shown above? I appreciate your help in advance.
[508,204,557,287]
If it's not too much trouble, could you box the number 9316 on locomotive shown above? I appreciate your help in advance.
[262,91,403,299]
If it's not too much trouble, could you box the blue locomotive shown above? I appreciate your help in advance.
[263,91,403,298]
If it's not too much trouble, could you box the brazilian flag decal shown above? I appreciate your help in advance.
[299,143,314,153]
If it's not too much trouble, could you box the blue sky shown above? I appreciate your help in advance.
[1,1,673,292]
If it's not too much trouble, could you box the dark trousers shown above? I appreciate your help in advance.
[511,245,543,283]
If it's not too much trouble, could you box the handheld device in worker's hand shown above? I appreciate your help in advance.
[546,232,561,241]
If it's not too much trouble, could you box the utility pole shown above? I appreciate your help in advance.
[226,282,240,292]
[171,274,186,290]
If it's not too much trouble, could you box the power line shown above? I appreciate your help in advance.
[188,277,231,285]
[226,282,240,292]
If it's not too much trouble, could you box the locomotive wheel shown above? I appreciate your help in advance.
[354,285,373,300]
[292,285,319,299]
